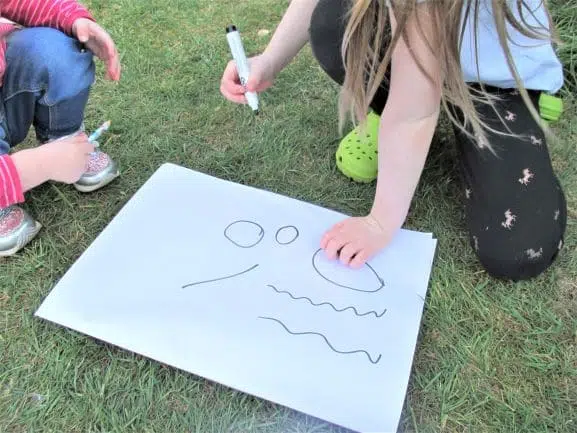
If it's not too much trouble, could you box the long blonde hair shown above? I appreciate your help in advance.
[339,0,561,151]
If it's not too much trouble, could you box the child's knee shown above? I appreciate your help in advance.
[472,224,565,281]
[6,27,94,87]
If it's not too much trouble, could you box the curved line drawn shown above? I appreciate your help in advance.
[258,316,382,365]
[182,264,259,288]
[266,284,386,318]
[224,220,264,248]
[275,225,300,245]
[312,248,385,293]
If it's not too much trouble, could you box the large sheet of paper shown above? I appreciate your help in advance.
[35,163,437,433]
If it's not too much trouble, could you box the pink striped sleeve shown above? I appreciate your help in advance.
[0,154,24,208]
[0,0,94,35]
[0,23,17,85]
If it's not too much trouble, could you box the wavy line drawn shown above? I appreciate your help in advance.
[312,248,385,293]
[258,316,382,364]
[224,220,264,248]
[266,284,386,318]
[182,264,259,288]
[275,225,299,245]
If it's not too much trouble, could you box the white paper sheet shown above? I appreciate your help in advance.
[35,163,437,433]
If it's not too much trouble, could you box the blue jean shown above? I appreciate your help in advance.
[0,27,95,155]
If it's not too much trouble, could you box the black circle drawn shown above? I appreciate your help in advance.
[312,248,384,293]
[275,225,300,245]
[224,220,264,248]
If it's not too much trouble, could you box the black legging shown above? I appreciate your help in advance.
[308,0,567,281]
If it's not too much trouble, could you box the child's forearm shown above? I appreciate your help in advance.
[370,109,440,231]
[262,0,320,76]
[10,148,50,193]
[369,2,442,233]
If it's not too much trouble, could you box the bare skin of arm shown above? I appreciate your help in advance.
[260,0,320,76]
[321,4,442,268]
[11,134,95,191]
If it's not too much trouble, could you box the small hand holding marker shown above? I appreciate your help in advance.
[225,25,260,114]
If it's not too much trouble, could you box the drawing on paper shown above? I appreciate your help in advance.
[181,219,387,364]
[224,220,265,248]
[312,248,384,293]
[182,264,259,288]
[266,284,386,318]
[258,316,382,364]
[33,164,440,433]
[275,225,299,245]
[182,219,386,294]
[183,220,263,287]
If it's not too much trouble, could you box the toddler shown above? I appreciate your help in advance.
[0,0,121,256]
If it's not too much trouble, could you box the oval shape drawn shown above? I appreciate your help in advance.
[224,220,264,248]
[312,248,384,293]
[275,225,299,245]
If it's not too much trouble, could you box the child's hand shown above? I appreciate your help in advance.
[320,214,395,268]
[220,54,276,104]
[39,133,95,184]
[72,18,121,81]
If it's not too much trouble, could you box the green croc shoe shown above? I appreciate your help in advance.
[539,93,563,123]
[335,111,380,183]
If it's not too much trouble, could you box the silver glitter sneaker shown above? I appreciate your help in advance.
[0,205,42,256]
[74,145,120,193]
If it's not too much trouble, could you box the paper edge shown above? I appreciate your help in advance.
[33,162,440,433]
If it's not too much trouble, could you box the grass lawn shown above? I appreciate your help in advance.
[1,0,576,432]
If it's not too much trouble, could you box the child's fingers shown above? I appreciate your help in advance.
[221,79,245,97]
[75,22,90,43]
[245,72,263,92]
[219,83,247,104]
[220,72,248,104]
[222,60,239,81]
[107,52,121,81]
[104,53,120,80]
[349,248,369,268]
[221,61,246,92]
[67,133,94,152]
[320,233,329,249]
[83,142,96,154]
[93,26,121,80]
[323,236,345,261]
[105,42,121,80]
[338,242,360,266]
[321,219,346,249]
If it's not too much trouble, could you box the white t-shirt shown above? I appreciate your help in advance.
[391,0,564,93]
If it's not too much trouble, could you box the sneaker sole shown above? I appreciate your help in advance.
[73,170,120,193]
[0,221,42,257]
